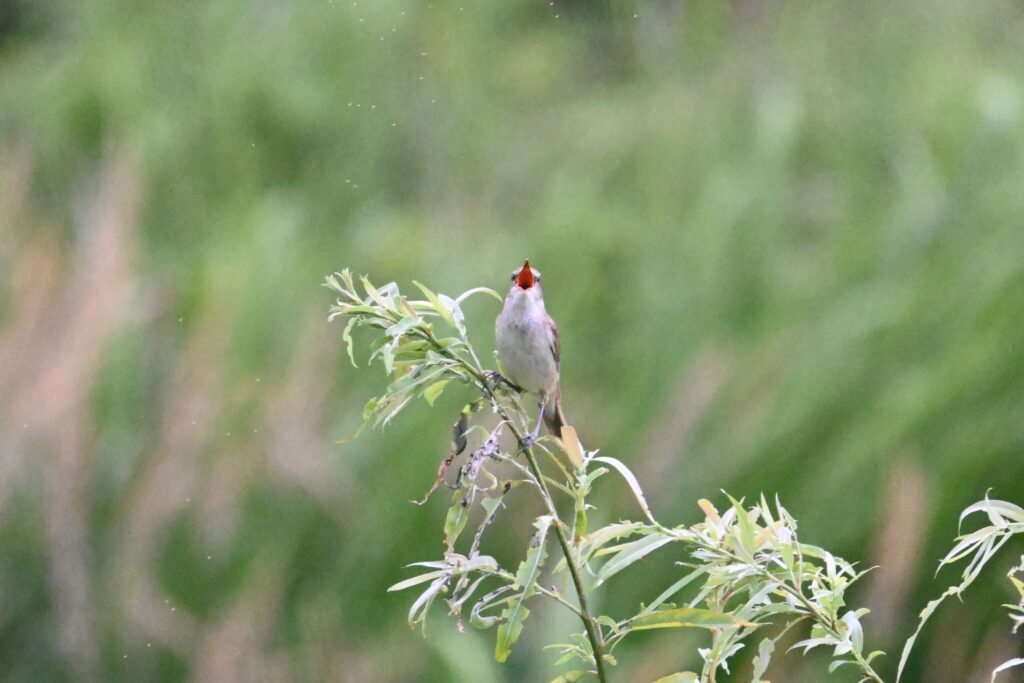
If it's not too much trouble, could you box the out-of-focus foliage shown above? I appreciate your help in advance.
[1,0,1023,681]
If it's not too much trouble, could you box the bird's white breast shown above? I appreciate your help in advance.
[495,296,558,396]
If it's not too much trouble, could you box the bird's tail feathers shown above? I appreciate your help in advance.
[543,387,566,438]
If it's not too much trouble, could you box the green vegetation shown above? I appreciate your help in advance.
[1,1,1023,680]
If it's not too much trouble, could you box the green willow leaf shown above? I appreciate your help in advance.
[360,276,393,311]
[640,568,706,616]
[992,658,1024,682]
[388,570,446,593]
[592,456,656,523]
[652,673,698,682]
[628,607,747,632]
[386,315,422,338]
[751,636,775,682]
[444,494,471,552]
[595,533,675,586]
[341,317,358,367]
[495,605,529,663]
[549,672,588,683]
[408,575,448,630]
[423,379,450,406]
[455,286,504,305]
[495,516,553,663]
[413,280,457,328]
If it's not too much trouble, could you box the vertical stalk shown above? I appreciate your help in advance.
[519,439,610,683]
[420,329,609,682]
[455,359,608,680]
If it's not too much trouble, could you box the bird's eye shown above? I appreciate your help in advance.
[510,273,517,282]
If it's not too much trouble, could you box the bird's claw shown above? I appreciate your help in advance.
[485,370,521,393]
[517,431,538,454]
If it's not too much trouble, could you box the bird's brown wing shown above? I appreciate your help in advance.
[547,314,561,367]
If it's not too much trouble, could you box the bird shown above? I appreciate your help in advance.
[495,259,566,443]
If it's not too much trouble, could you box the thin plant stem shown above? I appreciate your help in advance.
[422,329,610,682]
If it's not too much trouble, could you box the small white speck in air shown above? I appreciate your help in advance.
[420,52,427,56]
[392,123,397,127]
[370,104,376,109]
[256,378,261,382]
[123,655,128,659]
[633,14,638,18]
[207,555,212,560]
[147,643,152,648]
[431,99,436,103]
[347,102,352,106]
[171,607,177,612]
[178,317,183,322]
[345,179,351,183]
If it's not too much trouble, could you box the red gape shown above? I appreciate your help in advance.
[516,259,535,289]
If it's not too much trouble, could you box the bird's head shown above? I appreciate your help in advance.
[507,259,544,306]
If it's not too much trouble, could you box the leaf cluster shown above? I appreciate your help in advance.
[328,270,1023,683]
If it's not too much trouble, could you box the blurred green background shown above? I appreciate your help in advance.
[2,0,1023,681]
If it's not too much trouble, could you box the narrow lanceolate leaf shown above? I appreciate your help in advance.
[388,570,447,593]
[896,585,959,682]
[385,315,421,338]
[960,497,1024,529]
[651,673,698,683]
[412,280,457,328]
[408,574,449,630]
[592,456,656,523]
[628,607,748,632]
[341,317,359,367]
[596,533,675,586]
[422,379,450,406]
[641,568,706,616]
[560,425,585,468]
[992,658,1024,681]
[514,516,554,589]
[444,495,471,551]
[455,286,504,305]
[438,293,467,335]
[751,636,775,681]
[495,605,529,663]
[495,516,553,663]
[549,671,588,683]
[360,276,394,311]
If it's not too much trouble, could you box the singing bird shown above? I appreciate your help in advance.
[495,260,566,441]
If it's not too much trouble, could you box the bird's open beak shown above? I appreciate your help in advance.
[516,260,535,289]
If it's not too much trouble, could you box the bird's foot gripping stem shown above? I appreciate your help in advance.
[518,398,548,454]
[485,370,521,393]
